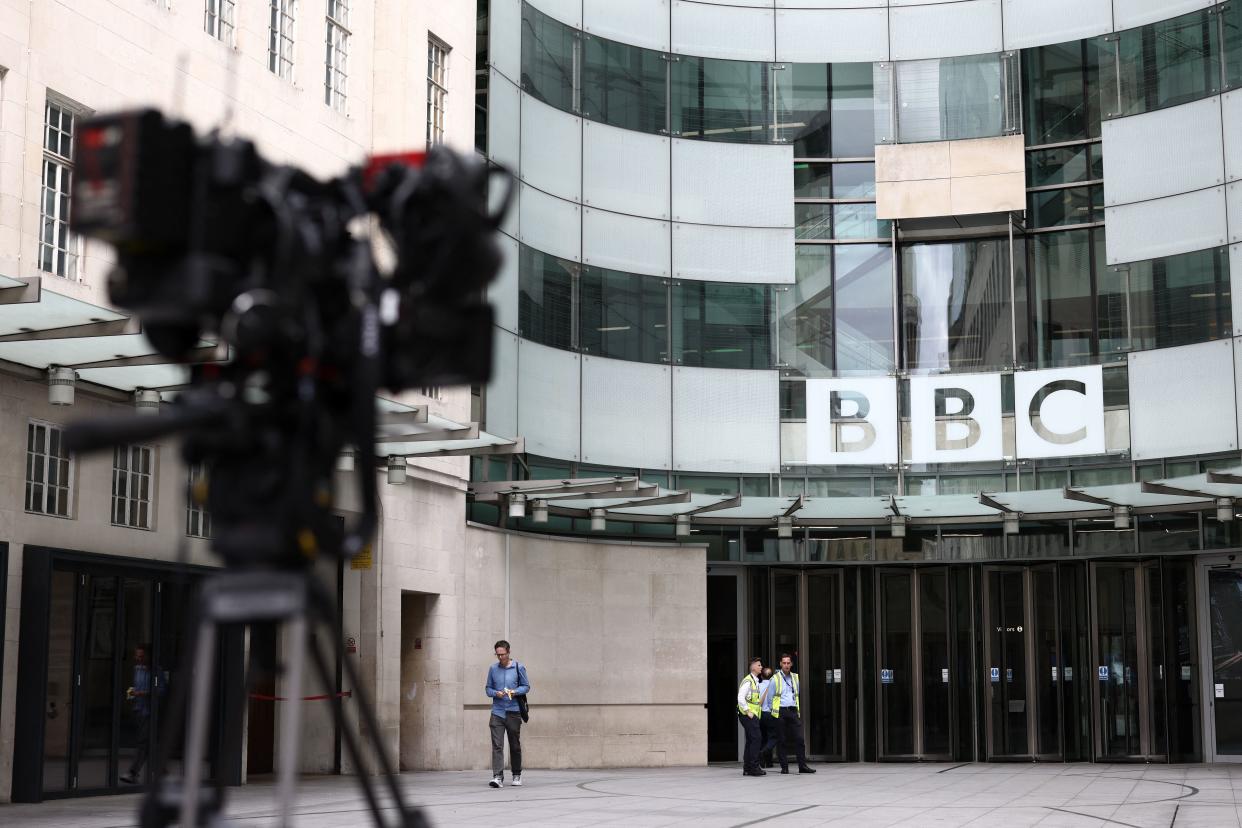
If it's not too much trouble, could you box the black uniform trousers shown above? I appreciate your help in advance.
[759,711,777,766]
[776,710,808,770]
[738,712,762,772]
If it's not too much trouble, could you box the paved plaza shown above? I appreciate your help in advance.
[4,763,1242,827]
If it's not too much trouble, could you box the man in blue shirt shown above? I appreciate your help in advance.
[120,644,155,784]
[485,639,529,788]
[758,666,777,768]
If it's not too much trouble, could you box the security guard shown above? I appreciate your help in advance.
[771,653,816,774]
[736,657,766,776]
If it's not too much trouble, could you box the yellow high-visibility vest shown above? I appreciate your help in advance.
[738,673,762,716]
[771,671,800,718]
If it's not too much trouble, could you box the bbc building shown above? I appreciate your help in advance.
[3,0,1242,809]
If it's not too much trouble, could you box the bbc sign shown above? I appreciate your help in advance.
[805,366,1106,466]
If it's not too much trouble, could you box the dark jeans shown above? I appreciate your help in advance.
[128,715,150,777]
[760,712,777,764]
[738,712,761,771]
[776,711,808,770]
[490,712,522,777]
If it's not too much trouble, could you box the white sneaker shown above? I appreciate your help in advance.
[489,775,503,788]
[511,774,523,786]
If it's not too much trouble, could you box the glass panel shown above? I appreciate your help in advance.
[1032,230,1095,367]
[895,54,1004,143]
[1028,186,1096,228]
[520,1,577,112]
[1033,567,1061,755]
[581,35,666,133]
[780,378,807,419]
[1226,0,1242,90]
[1139,513,1200,554]
[775,63,832,156]
[119,580,154,784]
[902,239,1014,374]
[772,572,800,666]
[807,572,843,757]
[671,56,770,143]
[578,266,668,363]
[1127,246,1231,353]
[793,162,831,198]
[1023,41,1098,144]
[675,474,738,495]
[832,203,888,240]
[1027,146,1090,188]
[988,569,1029,755]
[780,247,833,376]
[741,476,770,497]
[76,575,118,789]
[832,162,876,199]
[834,244,895,373]
[1096,564,1141,756]
[1146,563,1167,755]
[879,571,914,756]
[43,570,76,793]
[830,62,875,157]
[795,204,832,240]
[1109,8,1220,119]
[672,281,772,368]
[920,569,952,755]
[1209,568,1242,755]
[518,245,574,349]
[706,575,740,761]
[806,477,871,498]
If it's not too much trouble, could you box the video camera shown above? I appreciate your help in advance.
[66,108,513,568]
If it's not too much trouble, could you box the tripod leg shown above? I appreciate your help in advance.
[181,619,219,828]
[275,616,307,828]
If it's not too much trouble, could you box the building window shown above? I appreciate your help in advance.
[205,0,236,45]
[427,36,450,146]
[40,100,78,279]
[186,464,211,538]
[113,445,155,530]
[325,0,350,112]
[420,386,442,400]
[269,0,296,79]
[26,421,71,517]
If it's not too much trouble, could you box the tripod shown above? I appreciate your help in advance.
[141,568,428,828]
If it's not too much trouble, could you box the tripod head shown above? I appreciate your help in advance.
[65,109,513,569]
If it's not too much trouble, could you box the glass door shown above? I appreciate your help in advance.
[806,570,846,760]
[877,569,915,758]
[1203,558,1242,761]
[1091,562,1164,760]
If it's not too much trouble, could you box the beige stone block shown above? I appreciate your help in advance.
[876,178,953,219]
[949,171,1026,216]
[948,134,1025,178]
[875,141,951,183]
[652,573,702,608]
[602,570,653,606]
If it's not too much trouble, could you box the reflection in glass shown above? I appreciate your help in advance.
[1209,568,1242,754]
[779,246,833,375]
[581,36,666,133]
[879,571,914,755]
[834,244,895,373]
[1139,513,1200,554]
[775,63,832,155]
[832,203,888,240]
[1028,186,1097,228]
[43,570,75,793]
[831,63,876,157]
[1027,145,1090,188]
[831,163,876,198]
[893,55,1005,143]
[579,266,668,363]
[1227,1,1242,90]
[671,56,770,143]
[795,203,832,240]
[793,162,831,198]
[1107,8,1220,119]
[520,1,577,112]
[518,246,574,349]
[1022,40,1102,144]
[902,239,1014,373]
[1125,246,1231,352]
[672,281,772,368]
[77,575,117,789]
[1032,230,1095,367]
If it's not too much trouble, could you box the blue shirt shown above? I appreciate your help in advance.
[777,671,797,707]
[484,661,529,719]
[758,679,773,713]
[132,665,151,717]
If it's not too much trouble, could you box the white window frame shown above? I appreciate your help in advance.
[25,420,73,518]
[269,0,297,80]
[205,0,236,45]
[112,444,156,530]
[325,0,350,112]
[427,35,450,146]
[40,99,80,279]
[186,464,212,538]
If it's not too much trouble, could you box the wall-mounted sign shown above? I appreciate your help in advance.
[1098,665,1109,681]
[880,668,894,684]
[804,366,1106,466]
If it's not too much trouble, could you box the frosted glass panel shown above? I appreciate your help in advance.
[890,0,1002,61]
[583,0,669,52]
[1001,0,1111,50]
[519,184,582,262]
[1225,91,1242,184]
[1112,0,1214,30]
[582,357,672,469]
[671,1,776,62]
[490,233,520,334]
[582,121,670,219]
[583,209,671,277]
[1104,188,1228,265]
[1233,245,1242,336]
[774,8,888,64]
[1129,339,1237,460]
[672,139,793,228]
[518,340,581,461]
[490,0,522,84]
[487,330,520,439]
[526,0,581,28]
[674,223,795,284]
[520,93,581,203]
[1102,97,1224,207]
[488,71,521,172]
[673,367,780,472]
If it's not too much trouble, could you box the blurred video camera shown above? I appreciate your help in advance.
[66,108,513,568]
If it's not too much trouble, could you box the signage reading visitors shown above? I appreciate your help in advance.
[805,367,1106,465]
[1098,666,1109,681]
[881,669,894,684]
